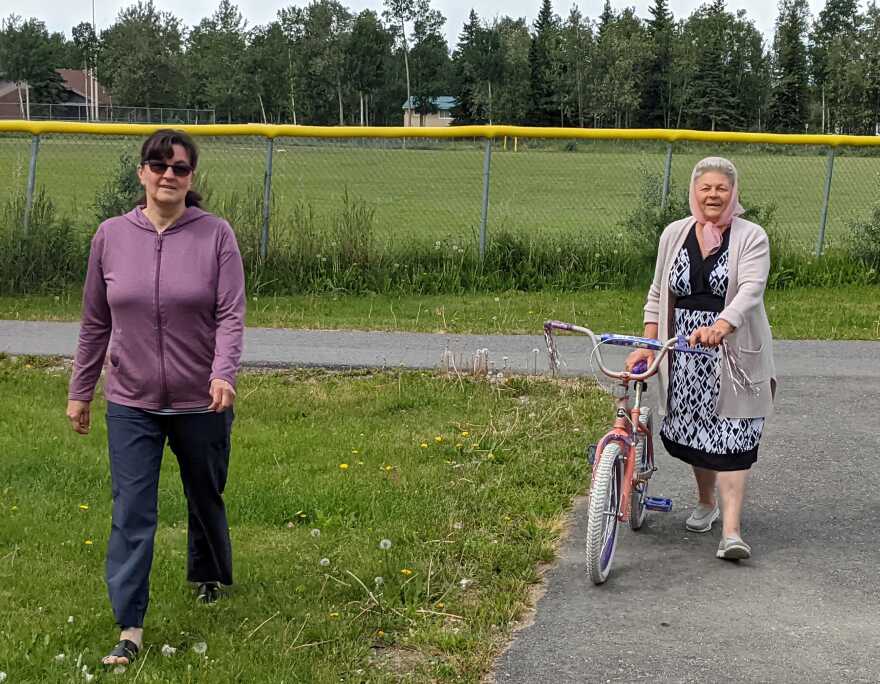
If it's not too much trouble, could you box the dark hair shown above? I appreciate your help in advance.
[136,128,203,208]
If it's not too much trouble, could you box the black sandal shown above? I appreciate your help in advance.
[103,638,139,666]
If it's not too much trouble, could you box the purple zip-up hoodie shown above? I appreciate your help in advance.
[68,206,246,410]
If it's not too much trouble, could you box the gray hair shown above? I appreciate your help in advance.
[692,157,738,186]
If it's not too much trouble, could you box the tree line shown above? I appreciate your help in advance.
[1,0,879,134]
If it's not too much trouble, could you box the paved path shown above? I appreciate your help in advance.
[3,320,879,682]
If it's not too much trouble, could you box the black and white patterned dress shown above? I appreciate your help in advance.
[659,224,764,471]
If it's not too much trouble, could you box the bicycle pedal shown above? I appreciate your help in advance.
[644,496,673,512]
[586,444,597,465]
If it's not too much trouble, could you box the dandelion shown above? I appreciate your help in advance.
[351,449,359,454]
[25,363,32,369]
[298,512,307,518]
[310,529,321,538]
[319,558,330,567]
[400,568,413,576]
[461,431,469,437]
[286,521,295,528]
[435,602,445,609]
[374,576,384,586]
[488,453,495,460]
[493,297,500,302]
[459,578,474,589]
[419,442,428,449]
[161,644,177,657]
[455,443,462,448]
[338,463,349,471]
[84,540,93,545]
[54,653,66,662]
[78,504,89,511]
[383,464,393,472]
[434,436,443,443]
[192,642,208,655]
[379,538,392,550]
[376,629,385,637]
[329,612,340,619]
[453,522,463,530]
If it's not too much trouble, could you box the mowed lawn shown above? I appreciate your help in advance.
[0,357,609,682]
[0,134,875,251]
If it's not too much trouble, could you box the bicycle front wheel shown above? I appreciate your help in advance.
[585,442,623,584]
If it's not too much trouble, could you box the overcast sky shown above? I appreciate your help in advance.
[4,0,850,47]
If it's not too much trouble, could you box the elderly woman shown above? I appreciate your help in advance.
[626,157,775,561]
[66,129,245,665]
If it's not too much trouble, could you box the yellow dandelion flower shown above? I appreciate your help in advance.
[329,612,340,619]
[488,453,495,460]
[339,463,349,471]
[455,443,462,448]
[420,442,428,449]
[376,630,385,637]
[79,504,89,511]
[25,364,33,369]
[351,449,359,454]
[435,602,445,609]
[400,568,413,576]
[384,465,393,472]
[84,540,93,545]
[434,436,443,443]
[461,431,469,438]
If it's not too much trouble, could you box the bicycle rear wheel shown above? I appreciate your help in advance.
[585,442,623,584]
[629,410,654,531]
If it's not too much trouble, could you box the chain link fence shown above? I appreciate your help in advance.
[1,124,878,293]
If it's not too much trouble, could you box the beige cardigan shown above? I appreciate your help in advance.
[644,216,777,419]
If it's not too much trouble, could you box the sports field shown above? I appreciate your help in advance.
[0,134,874,251]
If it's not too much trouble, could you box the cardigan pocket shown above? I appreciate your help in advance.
[735,344,771,383]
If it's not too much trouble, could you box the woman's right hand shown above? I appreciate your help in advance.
[624,349,655,373]
[66,400,91,435]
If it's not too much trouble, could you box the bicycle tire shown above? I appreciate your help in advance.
[629,410,654,531]
[585,442,623,584]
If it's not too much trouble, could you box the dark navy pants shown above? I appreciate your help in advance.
[105,402,234,628]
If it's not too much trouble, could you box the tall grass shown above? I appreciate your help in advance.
[0,190,89,294]
[1,162,876,296]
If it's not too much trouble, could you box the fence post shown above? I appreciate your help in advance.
[261,137,274,261]
[661,142,673,211]
[479,137,493,261]
[23,134,40,232]
[816,147,835,257]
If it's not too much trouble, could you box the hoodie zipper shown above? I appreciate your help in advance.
[155,232,169,404]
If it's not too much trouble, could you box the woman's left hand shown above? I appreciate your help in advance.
[209,378,236,412]
[689,319,735,348]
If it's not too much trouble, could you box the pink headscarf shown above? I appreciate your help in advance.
[688,157,745,255]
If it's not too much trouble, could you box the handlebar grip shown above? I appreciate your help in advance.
[632,360,648,375]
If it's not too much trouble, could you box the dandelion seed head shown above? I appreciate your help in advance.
[161,644,177,657]
[379,538,392,550]
[319,557,330,567]
[54,653,66,662]
[310,529,321,538]
[453,522,463,530]
[192,642,207,655]
[67,615,74,624]
[374,576,384,586]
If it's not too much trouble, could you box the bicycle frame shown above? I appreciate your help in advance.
[593,377,652,523]
[543,320,710,520]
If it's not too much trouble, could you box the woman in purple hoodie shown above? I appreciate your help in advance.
[66,129,246,666]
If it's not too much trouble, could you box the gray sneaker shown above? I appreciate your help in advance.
[716,536,751,560]
[685,504,720,532]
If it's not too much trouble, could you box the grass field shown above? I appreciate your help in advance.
[2,286,878,340]
[0,356,609,682]
[1,134,876,252]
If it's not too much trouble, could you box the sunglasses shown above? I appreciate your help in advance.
[144,160,193,177]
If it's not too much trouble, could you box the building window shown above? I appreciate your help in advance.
[438,110,453,120]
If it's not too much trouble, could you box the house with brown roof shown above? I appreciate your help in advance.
[0,69,110,119]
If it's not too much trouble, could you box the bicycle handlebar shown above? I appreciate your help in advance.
[543,320,713,382]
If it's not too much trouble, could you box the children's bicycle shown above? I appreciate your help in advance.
[543,320,712,584]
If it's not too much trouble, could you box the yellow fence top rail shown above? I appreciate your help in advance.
[2,119,880,147]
